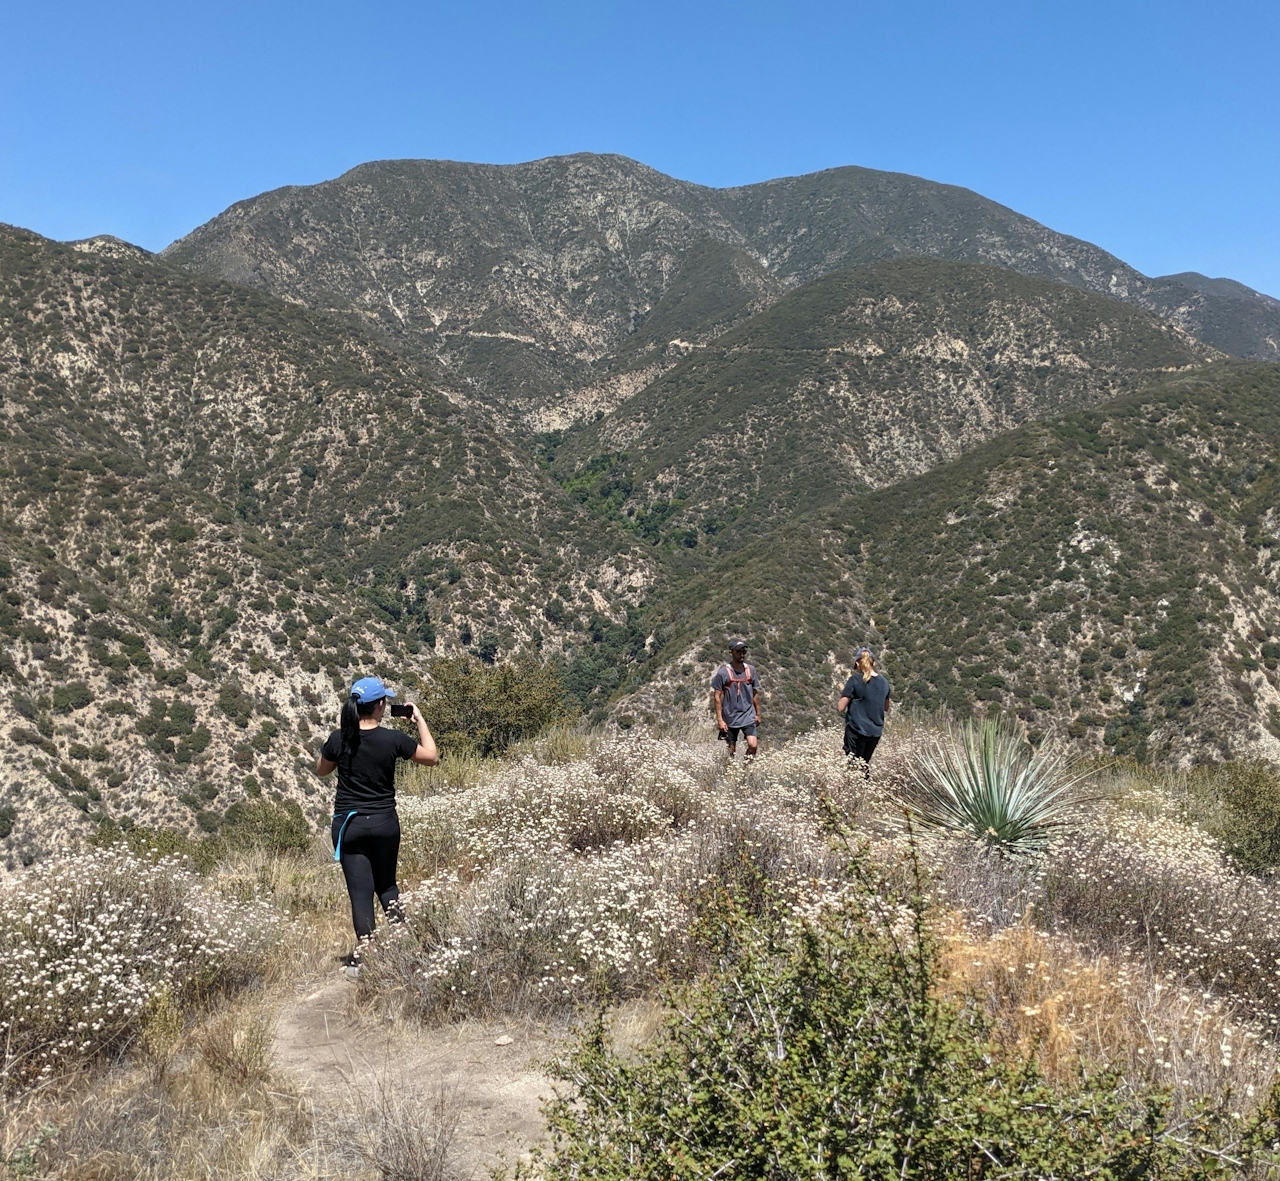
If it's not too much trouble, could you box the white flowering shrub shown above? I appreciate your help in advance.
[399,763,671,866]
[365,733,862,1018]
[736,727,871,805]
[373,721,1280,1080]
[366,838,689,1019]
[0,848,282,1088]
[1040,809,1280,1023]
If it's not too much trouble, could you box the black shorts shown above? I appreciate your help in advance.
[719,723,758,743]
[843,729,880,763]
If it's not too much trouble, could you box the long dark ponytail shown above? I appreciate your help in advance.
[339,693,378,759]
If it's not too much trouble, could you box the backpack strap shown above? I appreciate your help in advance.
[723,663,754,708]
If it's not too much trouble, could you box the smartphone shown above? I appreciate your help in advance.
[389,702,413,719]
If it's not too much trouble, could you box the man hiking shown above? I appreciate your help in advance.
[712,638,761,759]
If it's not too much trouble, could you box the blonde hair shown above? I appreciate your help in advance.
[855,651,876,683]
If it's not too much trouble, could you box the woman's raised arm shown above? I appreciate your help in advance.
[408,703,439,766]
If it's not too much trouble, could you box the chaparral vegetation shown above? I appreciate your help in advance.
[7,718,1280,1177]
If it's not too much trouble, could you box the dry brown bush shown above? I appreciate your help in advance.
[939,918,1279,1105]
[329,1077,461,1181]
[195,1004,275,1086]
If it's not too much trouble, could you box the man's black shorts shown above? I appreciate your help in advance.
[719,723,758,743]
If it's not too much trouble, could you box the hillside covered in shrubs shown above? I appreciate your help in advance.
[0,225,651,863]
[548,258,1215,556]
[9,725,1280,1176]
[634,363,1280,761]
[2,160,1280,864]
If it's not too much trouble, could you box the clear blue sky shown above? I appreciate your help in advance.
[2,0,1277,296]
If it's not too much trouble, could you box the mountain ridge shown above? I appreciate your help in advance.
[160,152,1280,411]
[547,257,1218,556]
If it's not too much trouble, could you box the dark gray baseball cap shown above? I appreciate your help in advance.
[728,638,748,652]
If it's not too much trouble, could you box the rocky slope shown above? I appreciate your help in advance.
[161,153,1280,431]
[547,259,1217,556]
[1145,271,1280,362]
[0,223,652,865]
[628,362,1280,766]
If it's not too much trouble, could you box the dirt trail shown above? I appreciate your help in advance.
[273,973,553,1173]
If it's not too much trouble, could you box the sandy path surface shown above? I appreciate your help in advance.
[273,973,554,1173]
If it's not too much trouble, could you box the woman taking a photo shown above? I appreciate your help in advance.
[315,675,437,972]
[837,647,891,773]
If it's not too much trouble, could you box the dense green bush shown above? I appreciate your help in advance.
[51,682,93,713]
[545,876,1280,1180]
[220,798,311,854]
[422,654,569,757]
[92,799,312,871]
[1188,760,1280,875]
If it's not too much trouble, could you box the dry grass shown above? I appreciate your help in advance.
[205,842,354,978]
[1038,807,1280,1023]
[939,918,1279,1105]
[399,722,604,800]
[401,750,491,796]
[0,990,468,1181]
[506,721,601,766]
[1,993,318,1180]
[329,1077,461,1181]
[606,997,670,1061]
[207,841,347,916]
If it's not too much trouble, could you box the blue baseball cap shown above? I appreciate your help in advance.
[350,676,396,704]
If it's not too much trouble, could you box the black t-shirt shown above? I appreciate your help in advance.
[842,673,892,737]
[321,726,418,814]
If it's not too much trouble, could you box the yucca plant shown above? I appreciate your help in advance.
[901,719,1089,854]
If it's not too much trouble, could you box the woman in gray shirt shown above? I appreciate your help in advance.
[837,647,891,771]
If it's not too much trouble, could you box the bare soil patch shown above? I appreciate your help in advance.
[273,972,553,1173]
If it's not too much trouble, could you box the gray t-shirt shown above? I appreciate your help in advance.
[712,663,760,728]
[842,673,891,737]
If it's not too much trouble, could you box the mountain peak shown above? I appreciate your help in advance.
[1158,271,1279,304]
[160,154,1280,377]
[68,235,153,263]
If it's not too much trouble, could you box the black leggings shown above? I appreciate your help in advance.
[843,729,880,769]
[331,810,403,940]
